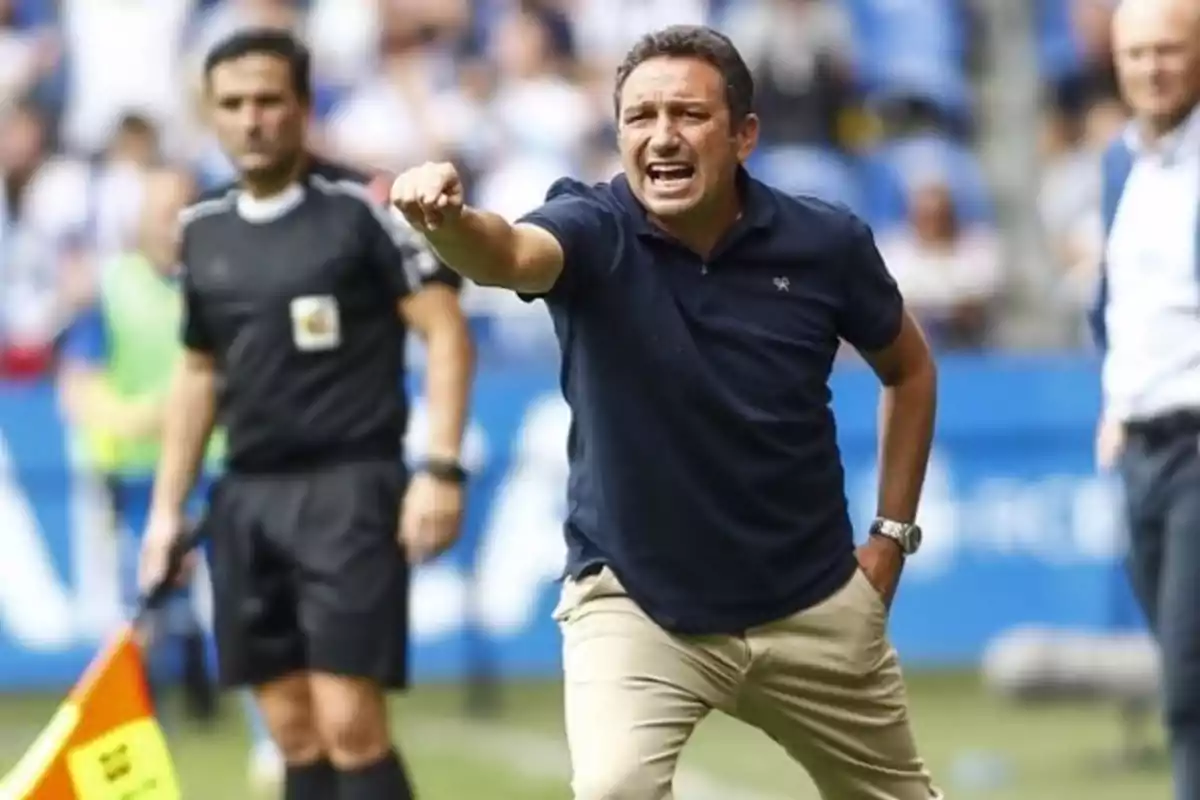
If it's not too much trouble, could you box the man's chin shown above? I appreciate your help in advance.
[238,154,290,180]
[643,195,701,220]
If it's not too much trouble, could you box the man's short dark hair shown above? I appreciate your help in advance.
[204,28,312,103]
[115,112,157,139]
[613,25,755,125]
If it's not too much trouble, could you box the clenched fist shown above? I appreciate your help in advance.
[390,162,465,233]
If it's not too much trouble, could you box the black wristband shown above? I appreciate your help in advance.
[419,458,468,484]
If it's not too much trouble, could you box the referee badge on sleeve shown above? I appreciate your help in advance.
[290,295,342,351]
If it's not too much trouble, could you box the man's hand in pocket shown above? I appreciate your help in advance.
[855,534,905,609]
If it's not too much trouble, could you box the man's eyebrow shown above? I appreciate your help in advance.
[624,97,710,108]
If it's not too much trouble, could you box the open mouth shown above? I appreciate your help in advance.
[646,162,696,189]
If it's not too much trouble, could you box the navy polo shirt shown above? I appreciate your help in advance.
[518,170,903,634]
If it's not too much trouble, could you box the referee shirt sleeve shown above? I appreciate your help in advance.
[179,230,215,353]
[354,187,440,299]
[834,215,905,352]
[421,260,464,292]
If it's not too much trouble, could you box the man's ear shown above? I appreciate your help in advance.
[736,113,760,163]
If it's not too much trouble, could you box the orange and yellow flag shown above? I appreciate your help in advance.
[0,627,181,800]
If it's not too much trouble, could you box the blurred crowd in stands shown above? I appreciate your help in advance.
[0,0,1127,376]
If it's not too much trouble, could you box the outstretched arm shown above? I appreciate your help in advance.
[391,162,567,293]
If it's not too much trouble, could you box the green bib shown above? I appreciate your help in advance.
[87,254,224,475]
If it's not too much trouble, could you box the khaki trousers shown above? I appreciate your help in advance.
[554,567,942,800]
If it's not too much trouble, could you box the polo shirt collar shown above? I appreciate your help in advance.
[613,166,776,241]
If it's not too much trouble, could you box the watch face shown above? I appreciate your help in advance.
[871,520,922,554]
[906,525,923,553]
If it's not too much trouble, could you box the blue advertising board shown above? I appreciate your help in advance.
[0,355,1140,690]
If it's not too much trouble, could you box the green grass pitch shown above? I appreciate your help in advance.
[0,672,1170,799]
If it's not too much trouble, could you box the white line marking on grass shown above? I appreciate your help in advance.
[415,717,789,800]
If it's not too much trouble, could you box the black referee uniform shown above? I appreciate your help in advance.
[179,157,459,688]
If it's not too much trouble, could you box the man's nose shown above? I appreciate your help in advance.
[238,105,264,134]
[649,119,682,153]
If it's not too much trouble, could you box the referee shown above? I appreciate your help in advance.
[1093,2,1200,798]
[137,30,474,800]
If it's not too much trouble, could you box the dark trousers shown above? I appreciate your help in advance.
[1120,421,1200,800]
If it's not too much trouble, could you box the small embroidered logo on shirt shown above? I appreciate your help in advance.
[774,276,790,291]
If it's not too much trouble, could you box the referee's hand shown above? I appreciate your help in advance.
[400,472,464,564]
[1095,415,1125,471]
[390,162,465,233]
[137,513,196,595]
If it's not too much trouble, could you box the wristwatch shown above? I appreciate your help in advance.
[419,458,469,485]
[869,518,923,556]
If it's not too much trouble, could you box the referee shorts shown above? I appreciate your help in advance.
[202,459,409,690]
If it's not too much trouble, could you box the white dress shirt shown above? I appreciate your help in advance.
[1102,105,1200,422]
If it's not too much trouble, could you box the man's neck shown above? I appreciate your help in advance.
[242,152,307,199]
[1138,101,1200,148]
[650,193,742,259]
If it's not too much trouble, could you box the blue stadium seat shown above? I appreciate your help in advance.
[841,0,973,122]
[13,0,56,27]
[858,156,910,230]
[311,83,347,121]
[1034,0,1083,84]
[842,0,969,65]
[861,134,994,230]
[748,145,865,217]
[860,53,974,125]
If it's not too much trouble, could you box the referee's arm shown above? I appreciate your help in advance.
[370,205,474,464]
[148,263,218,529]
[401,278,474,462]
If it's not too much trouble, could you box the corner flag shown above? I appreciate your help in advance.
[0,528,202,799]
[0,626,181,799]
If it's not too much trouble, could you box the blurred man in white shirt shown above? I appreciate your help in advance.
[1092,3,1200,798]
